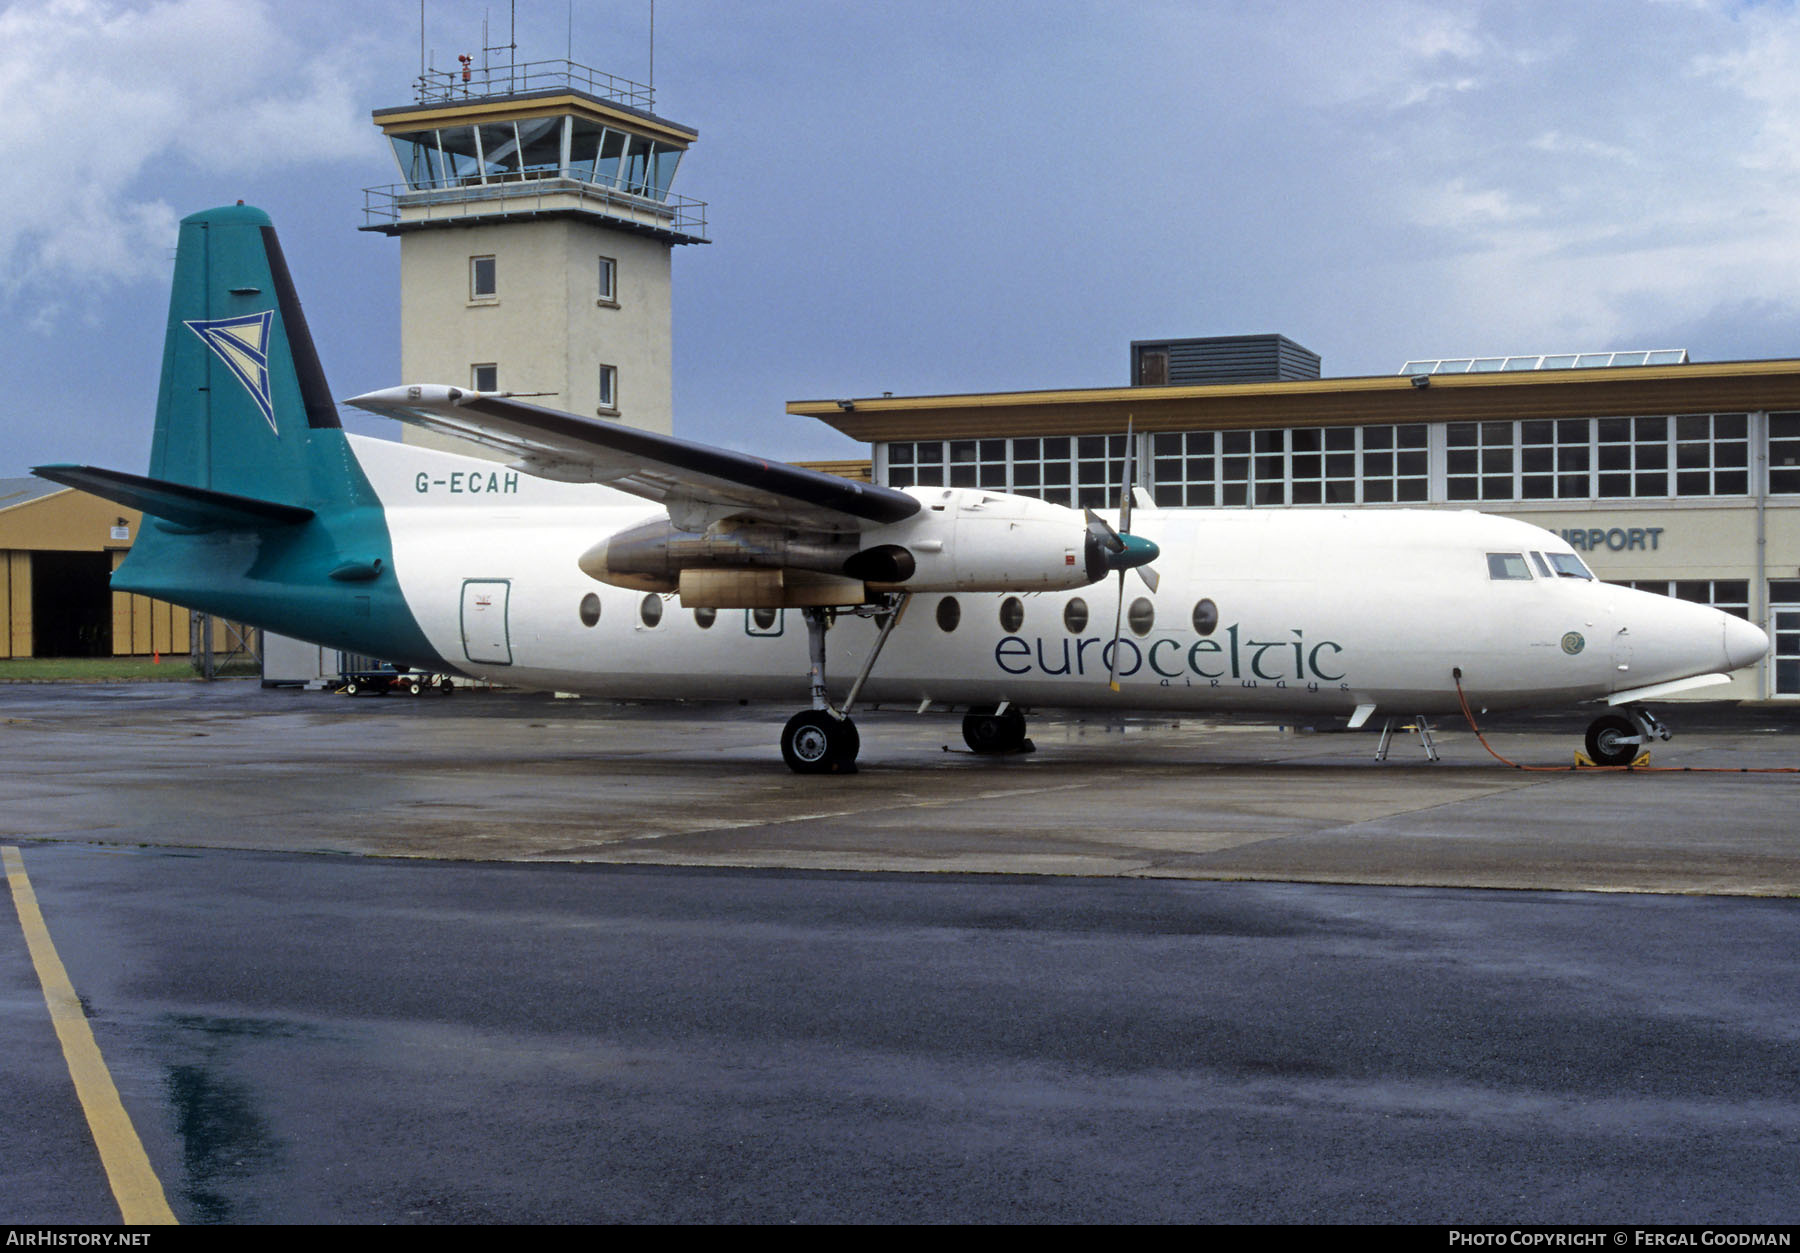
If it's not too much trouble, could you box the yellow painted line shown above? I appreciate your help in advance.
[3,846,178,1225]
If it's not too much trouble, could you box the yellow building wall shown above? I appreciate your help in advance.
[3,550,28,659]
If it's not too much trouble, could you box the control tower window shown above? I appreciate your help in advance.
[472,363,498,392]
[597,256,617,305]
[470,256,496,301]
[598,365,618,413]
[515,116,564,177]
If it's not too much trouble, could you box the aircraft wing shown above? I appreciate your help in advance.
[347,385,920,532]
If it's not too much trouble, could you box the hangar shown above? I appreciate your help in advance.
[791,339,1800,701]
[0,478,233,662]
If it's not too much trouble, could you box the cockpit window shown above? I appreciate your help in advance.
[1529,551,1554,578]
[1487,553,1533,580]
[1547,552,1594,580]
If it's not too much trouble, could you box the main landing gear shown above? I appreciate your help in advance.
[780,595,910,775]
[1584,706,1670,766]
[962,703,1031,754]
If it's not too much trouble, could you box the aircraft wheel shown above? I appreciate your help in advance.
[1586,713,1640,766]
[782,710,859,774]
[962,705,1027,753]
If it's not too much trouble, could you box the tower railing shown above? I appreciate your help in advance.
[413,58,656,112]
[361,176,708,242]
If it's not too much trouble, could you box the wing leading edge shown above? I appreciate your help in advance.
[347,386,920,533]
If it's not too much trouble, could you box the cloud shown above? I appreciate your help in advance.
[0,0,377,299]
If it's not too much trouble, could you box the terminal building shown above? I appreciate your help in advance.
[790,336,1800,701]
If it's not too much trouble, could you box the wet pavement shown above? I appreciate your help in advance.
[3,683,1798,1223]
[3,681,1799,894]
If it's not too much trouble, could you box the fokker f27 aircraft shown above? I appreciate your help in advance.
[35,206,1770,772]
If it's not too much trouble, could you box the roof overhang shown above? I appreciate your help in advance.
[373,91,698,148]
[790,359,1800,442]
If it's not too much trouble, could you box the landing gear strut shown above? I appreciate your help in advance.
[1584,706,1670,766]
[782,596,909,774]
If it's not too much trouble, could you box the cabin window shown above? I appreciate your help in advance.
[1192,599,1219,635]
[1064,598,1089,633]
[693,607,717,629]
[1487,553,1533,580]
[1547,552,1595,580]
[999,597,1024,633]
[639,593,664,627]
[1127,598,1155,636]
[578,593,601,627]
[936,596,961,632]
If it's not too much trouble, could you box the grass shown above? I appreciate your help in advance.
[0,656,261,682]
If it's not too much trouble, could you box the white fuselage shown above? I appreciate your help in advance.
[355,436,1764,718]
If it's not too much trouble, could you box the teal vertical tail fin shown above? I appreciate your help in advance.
[148,203,367,512]
[33,204,449,671]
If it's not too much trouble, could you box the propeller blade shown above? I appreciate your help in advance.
[1137,564,1160,594]
[1085,507,1124,553]
[1119,417,1135,537]
[1108,569,1127,691]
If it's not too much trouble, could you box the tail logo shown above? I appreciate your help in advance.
[184,311,278,435]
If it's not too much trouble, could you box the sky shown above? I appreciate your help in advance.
[7,0,1800,475]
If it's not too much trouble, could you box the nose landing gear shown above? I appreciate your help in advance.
[1584,706,1670,766]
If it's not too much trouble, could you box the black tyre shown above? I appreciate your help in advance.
[962,705,1027,753]
[782,711,859,774]
[343,680,358,696]
[1586,713,1640,766]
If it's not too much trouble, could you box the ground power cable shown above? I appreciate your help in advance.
[1451,667,1800,774]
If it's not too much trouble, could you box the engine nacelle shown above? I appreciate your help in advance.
[579,518,860,593]
[857,487,1105,592]
[577,488,1109,605]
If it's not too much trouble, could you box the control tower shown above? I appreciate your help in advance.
[361,58,706,451]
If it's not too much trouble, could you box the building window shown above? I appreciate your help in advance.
[1769,413,1800,494]
[1447,421,1516,501]
[1673,413,1749,496]
[1152,431,1217,507]
[597,255,617,305]
[1518,419,1592,500]
[1597,417,1668,498]
[598,364,618,413]
[470,255,496,301]
[1622,579,1750,620]
[471,363,498,392]
[1006,437,1071,503]
[1151,424,1425,507]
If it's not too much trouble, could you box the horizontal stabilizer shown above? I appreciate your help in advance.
[32,464,314,531]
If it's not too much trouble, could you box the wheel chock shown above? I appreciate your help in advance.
[1574,749,1651,768]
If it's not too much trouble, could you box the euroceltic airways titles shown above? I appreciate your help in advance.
[35,206,1770,773]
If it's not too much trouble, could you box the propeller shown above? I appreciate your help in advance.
[1102,420,1160,691]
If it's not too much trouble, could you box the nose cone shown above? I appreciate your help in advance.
[1724,613,1770,672]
